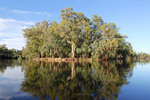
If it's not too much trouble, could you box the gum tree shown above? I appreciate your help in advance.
[59,7,89,59]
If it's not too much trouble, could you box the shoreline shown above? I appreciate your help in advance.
[38,58,92,62]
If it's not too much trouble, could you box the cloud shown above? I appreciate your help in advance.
[0,8,52,50]
[0,37,26,50]
[0,18,34,26]
[11,10,52,17]
[11,10,31,14]
[0,18,34,50]
[0,8,6,10]
[0,8,52,17]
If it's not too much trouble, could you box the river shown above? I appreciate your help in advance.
[0,60,150,100]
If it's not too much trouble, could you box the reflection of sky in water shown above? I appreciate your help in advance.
[118,63,150,100]
[0,66,33,100]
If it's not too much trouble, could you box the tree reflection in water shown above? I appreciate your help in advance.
[0,60,22,73]
[20,60,136,100]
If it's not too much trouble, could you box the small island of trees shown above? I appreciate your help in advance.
[9,7,149,61]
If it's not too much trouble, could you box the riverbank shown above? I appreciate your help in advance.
[36,57,141,63]
[38,58,93,63]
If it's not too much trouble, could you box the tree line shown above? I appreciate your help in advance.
[0,44,22,59]
[137,52,150,59]
[23,7,137,61]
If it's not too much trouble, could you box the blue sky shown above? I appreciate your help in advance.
[0,0,150,53]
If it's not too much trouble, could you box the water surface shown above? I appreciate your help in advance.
[0,60,150,100]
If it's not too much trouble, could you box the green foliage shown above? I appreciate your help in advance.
[0,44,22,59]
[137,52,150,59]
[23,7,136,60]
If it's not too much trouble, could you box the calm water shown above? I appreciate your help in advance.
[0,60,150,100]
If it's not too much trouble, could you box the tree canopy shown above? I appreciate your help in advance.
[0,44,22,59]
[23,7,136,61]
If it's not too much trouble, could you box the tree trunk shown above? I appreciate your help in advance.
[71,42,76,59]
[71,62,76,79]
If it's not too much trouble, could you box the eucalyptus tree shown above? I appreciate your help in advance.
[116,34,136,60]
[41,21,70,58]
[23,20,51,58]
[91,23,123,60]
[76,17,93,58]
[59,7,90,58]
[39,21,59,57]
[90,15,104,59]
[91,15,104,41]
[98,23,119,60]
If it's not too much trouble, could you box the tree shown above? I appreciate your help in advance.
[23,20,51,58]
[59,7,90,59]
[0,44,22,59]
[90,15,104,59]
[99,23,119,60]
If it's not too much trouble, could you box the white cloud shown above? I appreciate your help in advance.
[0,18,34,25]
[0,18,34,50]
[0,8,6,10]
[11,10,31,14]
[0,8,52,50]
[0,37,25,50]
[11,10,52,17]
[0,8,52,17]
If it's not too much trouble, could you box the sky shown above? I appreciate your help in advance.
[0,0,150,53]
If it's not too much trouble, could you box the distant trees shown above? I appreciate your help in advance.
[23,7,136,61]
[0,44,22,59]
[137,52,150,59]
